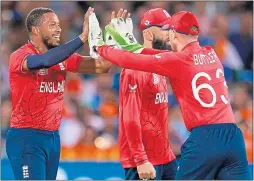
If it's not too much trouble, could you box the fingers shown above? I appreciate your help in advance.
[114,8,129,19]
[138,172,145,180]
[121,9,128,19]
[139,171,155,180]
[85,7,94,21]
[111,11,116,20]
[150,170,156,179]
[139,168,156,180]
[116,8,124,18]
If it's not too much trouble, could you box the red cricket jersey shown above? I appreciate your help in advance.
[98,42,236,131]
[119,69,175,168]
[9,41,82,131]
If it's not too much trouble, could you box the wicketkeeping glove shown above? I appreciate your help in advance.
[105,17,144,53]
[88,13,105,59]
[104,27,118,47]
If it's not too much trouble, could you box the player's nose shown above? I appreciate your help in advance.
[56,25,62,33]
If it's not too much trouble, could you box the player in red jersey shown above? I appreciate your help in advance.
[139,8,171,50]
[6,7,111,180]
[114,9,177,180]
[95,11,251,180]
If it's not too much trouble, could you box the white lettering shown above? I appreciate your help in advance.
[39,81,65,93]
[39,82,45,92]
[53,82,58,93]
[46,82,52,93]
[194,54,199,65]
[22,165,29,179]
[58,81,65,92]
[193,52,217,66]
[155,92,168,104]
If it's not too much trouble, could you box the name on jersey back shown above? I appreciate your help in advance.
[193,51,218,66]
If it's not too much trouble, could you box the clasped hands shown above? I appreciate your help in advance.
[88,8,143,59]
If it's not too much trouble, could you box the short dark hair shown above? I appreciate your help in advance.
[25,7,54,33]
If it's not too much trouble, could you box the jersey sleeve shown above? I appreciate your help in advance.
[9,50,33,74]
[64,53,83,72]
[121,70,148,166]
[98,45,182,79]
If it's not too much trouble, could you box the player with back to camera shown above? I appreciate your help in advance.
[92,10,251,180]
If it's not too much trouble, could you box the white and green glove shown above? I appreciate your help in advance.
[105,17,144,53]
[104,27,118,47]
[88,13,105,59]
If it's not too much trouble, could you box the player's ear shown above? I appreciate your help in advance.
[143,30,153,42]
[168,29,175,42]
[31,26,40,36]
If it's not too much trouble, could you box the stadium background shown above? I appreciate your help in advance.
[1,1,253,180]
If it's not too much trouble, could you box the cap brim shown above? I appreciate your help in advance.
[161,24,170,30]
[141,17,172,31]
[161,18,173,30]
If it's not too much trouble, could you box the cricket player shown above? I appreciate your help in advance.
[94,11,251,179]
[115,8,177,180]
[6,7,111,180]
[139,8,171,50]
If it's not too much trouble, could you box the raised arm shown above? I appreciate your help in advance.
[22,7,94,71]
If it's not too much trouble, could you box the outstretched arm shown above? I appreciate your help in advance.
[97,45,181,78]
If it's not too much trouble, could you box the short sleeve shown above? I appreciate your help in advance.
[64,53,82,72]
[9,50,33,74]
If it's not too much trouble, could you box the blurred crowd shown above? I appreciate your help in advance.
[1,1,253,164]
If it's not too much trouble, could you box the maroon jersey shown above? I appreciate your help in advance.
[9,42,82,131]
[98,42,236,131]
[119,69,175,168]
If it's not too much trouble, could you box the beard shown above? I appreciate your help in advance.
[152,38,171,51]
[42,35,59,50]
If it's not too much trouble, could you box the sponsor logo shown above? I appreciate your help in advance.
[129,84,137,92]
[144,20,150,26]
[153,73,159,85]
[38,69,48,75]
[153,54,161,59]
[22,165,29,179]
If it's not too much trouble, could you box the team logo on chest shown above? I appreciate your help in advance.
[153,73,159,85]
[38,69,48,75]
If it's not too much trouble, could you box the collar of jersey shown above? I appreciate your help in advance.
[181,41,199,52]
[27,40,42,54]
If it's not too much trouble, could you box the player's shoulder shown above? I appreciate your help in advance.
[121,69,145,83]
[10,43,34,60]
[160,51,187,61]
[122,68,145,78]
[202,45,213,50]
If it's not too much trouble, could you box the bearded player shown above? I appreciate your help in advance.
[139,8,171,50]
[6,7,112,180]
[108,9,177,180]
[94,11,251,180]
